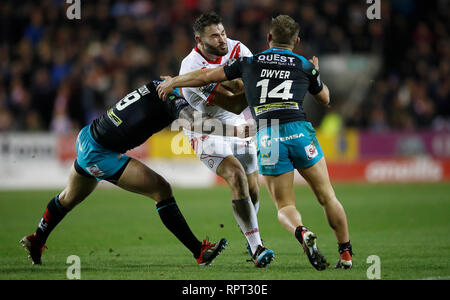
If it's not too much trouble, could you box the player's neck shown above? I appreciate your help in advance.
[269,43,294,51]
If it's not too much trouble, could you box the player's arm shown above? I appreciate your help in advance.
[313,84,330,107]
[210,83,248,114]
[157,67,228,100]
[178,105,252,138]
[308,56,330,107]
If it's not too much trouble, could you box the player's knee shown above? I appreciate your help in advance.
[316,191,337,206]
[58,189,84,210]
[224,167,248,194]
[151,177,172,202]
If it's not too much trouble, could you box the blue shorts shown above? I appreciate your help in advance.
[75,125,131,181]
[256,121,324,176]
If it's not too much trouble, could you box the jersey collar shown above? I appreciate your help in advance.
[264,47,293,54]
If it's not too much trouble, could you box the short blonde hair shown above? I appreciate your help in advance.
[270,15,300,47]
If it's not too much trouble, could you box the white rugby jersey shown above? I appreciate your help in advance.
[179,38,252,125]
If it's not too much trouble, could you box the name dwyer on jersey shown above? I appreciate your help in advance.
[260,69,291,79]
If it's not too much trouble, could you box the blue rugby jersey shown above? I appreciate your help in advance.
[223,48,323,128]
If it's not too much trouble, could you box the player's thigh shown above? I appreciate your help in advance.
[116,158,172,202]
[263,171,296,210]
[186,130,228,173]
[297,157,336,206]
[59,164,98,209]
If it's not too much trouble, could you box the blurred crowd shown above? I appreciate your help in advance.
[0,0,448,133]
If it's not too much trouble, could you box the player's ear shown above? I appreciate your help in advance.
[295,37,300,46]
[195,35,201,45]
[267,33,272,45]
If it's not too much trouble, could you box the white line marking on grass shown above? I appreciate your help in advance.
[418,275,450,280]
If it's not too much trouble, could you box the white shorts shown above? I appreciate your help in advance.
[184,129,258,175]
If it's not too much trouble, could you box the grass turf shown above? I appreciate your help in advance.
[0,183,449,280]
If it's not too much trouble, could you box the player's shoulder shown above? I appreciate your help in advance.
[180,48,206,73]
[181,48,201,65]
[226,38,241,48]
[226,38,252,58]
[285,51,315,71]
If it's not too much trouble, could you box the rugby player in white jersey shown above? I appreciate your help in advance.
[178,12,274,267]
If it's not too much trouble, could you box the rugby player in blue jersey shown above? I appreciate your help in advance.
[20,80,251,266]
[157,15,353,270]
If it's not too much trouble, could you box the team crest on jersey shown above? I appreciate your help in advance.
[304,142,318,160]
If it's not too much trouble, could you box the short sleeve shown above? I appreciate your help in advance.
[239,43,253,57]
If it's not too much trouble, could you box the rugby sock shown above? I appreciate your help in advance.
[156,197,202,258]
[338,241,353,258]
[232,197,262,255]
[253,200,260,215]
[295,226,309,245]
[35,195,70,247]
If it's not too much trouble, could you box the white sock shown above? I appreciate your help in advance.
[232,197,262,255]
[253,200,260,215]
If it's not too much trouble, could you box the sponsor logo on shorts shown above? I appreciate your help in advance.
[273,133,304,142]
[86,165,104,177]
[208,159,215,169]
[260,135,272,148]
[305,142,318,160]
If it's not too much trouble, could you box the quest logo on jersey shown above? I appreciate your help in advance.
[257,54,295,66]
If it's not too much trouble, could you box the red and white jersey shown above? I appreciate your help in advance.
[179,38,252,125]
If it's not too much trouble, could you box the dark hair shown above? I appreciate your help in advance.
[270,15,300,47]
[193,12,222,36]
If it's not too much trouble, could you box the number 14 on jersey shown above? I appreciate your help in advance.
[256,79,293,103]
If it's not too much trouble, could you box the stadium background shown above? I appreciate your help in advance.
[0,0,449,188]
[0,0,449,281]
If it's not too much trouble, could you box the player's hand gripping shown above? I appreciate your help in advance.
[157,76,175,100]
[309,56,319,70]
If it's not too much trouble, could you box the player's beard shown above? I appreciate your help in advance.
[203,40,228,57]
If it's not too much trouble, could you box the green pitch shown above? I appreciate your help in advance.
[0,183,449,280]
